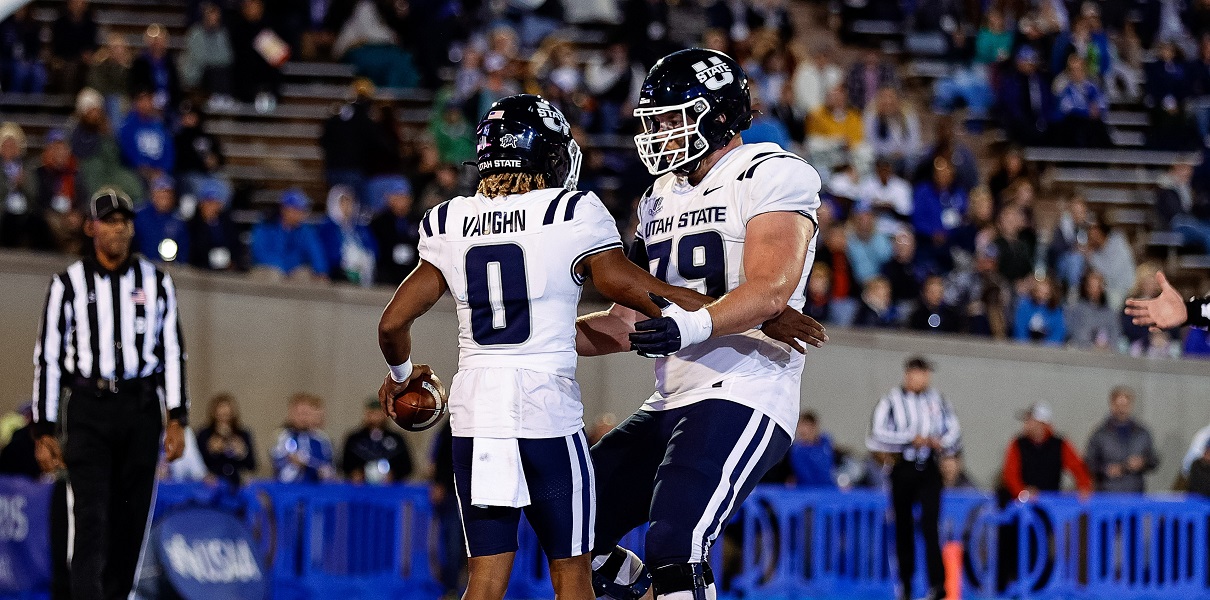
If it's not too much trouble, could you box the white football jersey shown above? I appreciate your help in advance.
[417,188,622,438]
[631,142,821,435]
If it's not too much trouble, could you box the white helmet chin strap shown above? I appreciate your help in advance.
[633,98,712,176]
[563,139,582,190]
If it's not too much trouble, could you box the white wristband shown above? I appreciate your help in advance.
[678,307,714,348]
[388,358,413,383]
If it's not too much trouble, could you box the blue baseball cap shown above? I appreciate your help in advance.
[382,176,412,198]
[281,188,310,210]
[1016,46,1039,63]
[196,178,228,203]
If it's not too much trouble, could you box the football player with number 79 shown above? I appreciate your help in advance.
[376,94,825,600]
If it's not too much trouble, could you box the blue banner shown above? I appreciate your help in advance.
[0,477,51,593]
[154,506,267,600]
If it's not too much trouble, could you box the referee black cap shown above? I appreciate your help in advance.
[904,356,933,371]
[90,187,135,220]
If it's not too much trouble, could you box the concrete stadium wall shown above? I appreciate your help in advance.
[1,250,1209,489]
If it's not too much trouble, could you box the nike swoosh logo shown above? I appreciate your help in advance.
[703,186,723,195]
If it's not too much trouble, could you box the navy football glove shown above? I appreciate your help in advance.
[629,293,713,358]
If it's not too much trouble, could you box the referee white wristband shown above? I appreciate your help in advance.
[388,358,413,383]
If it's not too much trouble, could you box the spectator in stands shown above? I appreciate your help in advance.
[1068,270,1122,350]
[791,41,845,117]
[817,226,860,325]
[854,276,900,328]
[1050,5,1111,81]
[364,102,406,206]
[196,393,256,488]
[1155,161,1210,250]
[949,186,995,256]
[174,102,225,197]
[1085,386,1158,492]
[997,46,1052,144]
[987,146,1031,206]
[920,115,979,192]
[0,402,38,479]
[49,0,98,94]
[70,89,143,205]
[882,230,929,313]
[803,263,832,324]
[1014,275,1067,344]
[419,163,464,213]
[846,50,899,110]
[976,10,1014,65]
[788,411,834,487]
[940,454,976,489]
[319,184,376,285]
[25,129,83,253]
[912,157,968,271]
[229,0,282,106]
[87,33,132,127]
[1083,220,1136,308]
[320,79,378,199]
[584,42,643,134]
[251,188,328,280]
[807,86,868,176]
[744,86,793,149]
[1052,53,1113,147]
[460,53,523,127]
[945,242,1008,322]
[118,90,175,182]
[431,100,477,168]
[0,122,44,249]
[134,175,189,263]
[271,393,336,483]
[993,203,1035,283]
[0,7,48,94]
[181,2,235,104]
[130,24,182,115]
[847,203,893,285]
[1145,40,1198,150]
[622,0,677,69]
[369,177,420,285]
[910,274,961,333]
[863,87,923,172]
[859,158,914,225]
[187,178,242,271]
[1188,34,1210,139]
[1049,192,1093,286]
[1001,401,1093,500]
[331,0,419,89]
[341,398,413,484]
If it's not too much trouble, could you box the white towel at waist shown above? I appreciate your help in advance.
[470,437,530,508]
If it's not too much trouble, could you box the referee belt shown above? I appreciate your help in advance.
[72,374,156,394]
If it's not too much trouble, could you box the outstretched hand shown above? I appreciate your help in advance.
[761,307,828,354]
[1124,271,1186,330]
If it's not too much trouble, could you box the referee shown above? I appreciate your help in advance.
[866,357,961,600]
[31,187,187,600]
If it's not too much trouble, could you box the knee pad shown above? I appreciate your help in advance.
[651,562,714,600]
[591,545,651,600]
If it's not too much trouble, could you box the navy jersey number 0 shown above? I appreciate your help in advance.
[465,243,532,345]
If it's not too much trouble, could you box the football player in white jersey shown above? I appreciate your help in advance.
[576,49,823,600]
[375,95,819,600]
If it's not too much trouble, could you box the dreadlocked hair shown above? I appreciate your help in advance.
[478,172,547,198]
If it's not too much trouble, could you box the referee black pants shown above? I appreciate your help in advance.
[62,384,162,600]
[890,456,944,599]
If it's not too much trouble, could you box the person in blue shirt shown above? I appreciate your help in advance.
[250,187,328,279]
[117,89,175,179]
[847,203,893,285]
[133,174,189,262]
[1014,275,1067,344]
[912,157,967,271]
[318,184,377,285]
[788,411,836,488]
[1051,54,1112,147]
[187,177,242,271]
[270,393,335,483]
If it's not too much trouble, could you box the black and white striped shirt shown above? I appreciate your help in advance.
[31,255,188,436]
[866,387,961,456]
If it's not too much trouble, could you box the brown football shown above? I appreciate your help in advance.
[392,372,447,431]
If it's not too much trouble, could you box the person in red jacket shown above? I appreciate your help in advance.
[1001,402,1093,501]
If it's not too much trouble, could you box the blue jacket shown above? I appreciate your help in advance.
[117,112,174,172]
[912,182,968,238]
[250,220,329,275]
[1013,299,1067,344]
[1055,80,1107,120]
[318,217,377,281]
[270,427,334,483]
[743,116,792,150]
[134,204,189,262]
[789,434,836,488]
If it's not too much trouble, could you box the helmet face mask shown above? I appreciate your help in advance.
[634,98,713,175]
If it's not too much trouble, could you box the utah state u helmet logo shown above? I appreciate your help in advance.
[692,57,734,91]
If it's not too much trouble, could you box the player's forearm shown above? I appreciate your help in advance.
[378,320,415,365]
[704,278,797,337]
[576,309,635,356]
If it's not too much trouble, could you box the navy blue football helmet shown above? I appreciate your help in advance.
[633,48,753,176]
[475,94,581,190]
